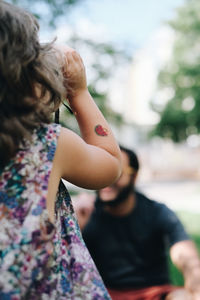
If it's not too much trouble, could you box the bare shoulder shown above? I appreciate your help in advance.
[55,126,86,173]
[57,126,85,153]
[55,126,94,180]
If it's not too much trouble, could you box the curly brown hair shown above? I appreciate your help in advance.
[0,1,66,168]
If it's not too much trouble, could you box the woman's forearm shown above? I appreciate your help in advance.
[70,89,121,160]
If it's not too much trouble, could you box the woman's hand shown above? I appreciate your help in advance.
[56,45,87,101]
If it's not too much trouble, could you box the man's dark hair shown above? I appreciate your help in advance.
[120,145,140,172]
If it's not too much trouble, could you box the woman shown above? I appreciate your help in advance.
[0,1,121,299]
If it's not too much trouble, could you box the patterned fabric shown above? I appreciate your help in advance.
[0,123,111,300]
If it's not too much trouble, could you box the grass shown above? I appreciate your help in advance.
[169,210,200,286]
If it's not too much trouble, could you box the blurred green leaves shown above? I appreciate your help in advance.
[9,0,129,128]
[152,0,200,142]
[68,35,128,125]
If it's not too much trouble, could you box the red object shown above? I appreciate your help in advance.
[95,125,108,136]
[108,284,178,300]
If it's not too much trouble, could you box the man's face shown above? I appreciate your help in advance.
[98,151,135,204]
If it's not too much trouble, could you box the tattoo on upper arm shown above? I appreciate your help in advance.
[95,125,108,136]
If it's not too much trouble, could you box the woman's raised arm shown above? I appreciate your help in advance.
[55,46,122,189]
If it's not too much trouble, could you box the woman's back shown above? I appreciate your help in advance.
[0,123,110,299]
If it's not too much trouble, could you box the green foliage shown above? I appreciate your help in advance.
[66,35,129,127]
[168,255,184,286]
[9,0,128,127]
[152,0,200,142]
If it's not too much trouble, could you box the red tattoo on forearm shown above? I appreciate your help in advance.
[95,125,108,136]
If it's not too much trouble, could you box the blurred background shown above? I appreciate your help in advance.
[8,0,200,285]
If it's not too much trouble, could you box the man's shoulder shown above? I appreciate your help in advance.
[136,191,165,207]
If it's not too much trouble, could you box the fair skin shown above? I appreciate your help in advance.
[46,47,122,222]
[168,241,200,300]
[73,150,200,299]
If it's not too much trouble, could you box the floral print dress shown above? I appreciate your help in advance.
[0,123,111,300]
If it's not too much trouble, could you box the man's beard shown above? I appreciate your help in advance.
[96,179,134,208]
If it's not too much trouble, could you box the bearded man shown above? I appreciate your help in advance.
[73,146,200,300]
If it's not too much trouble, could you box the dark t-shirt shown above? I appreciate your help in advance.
[82,191,189,289]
